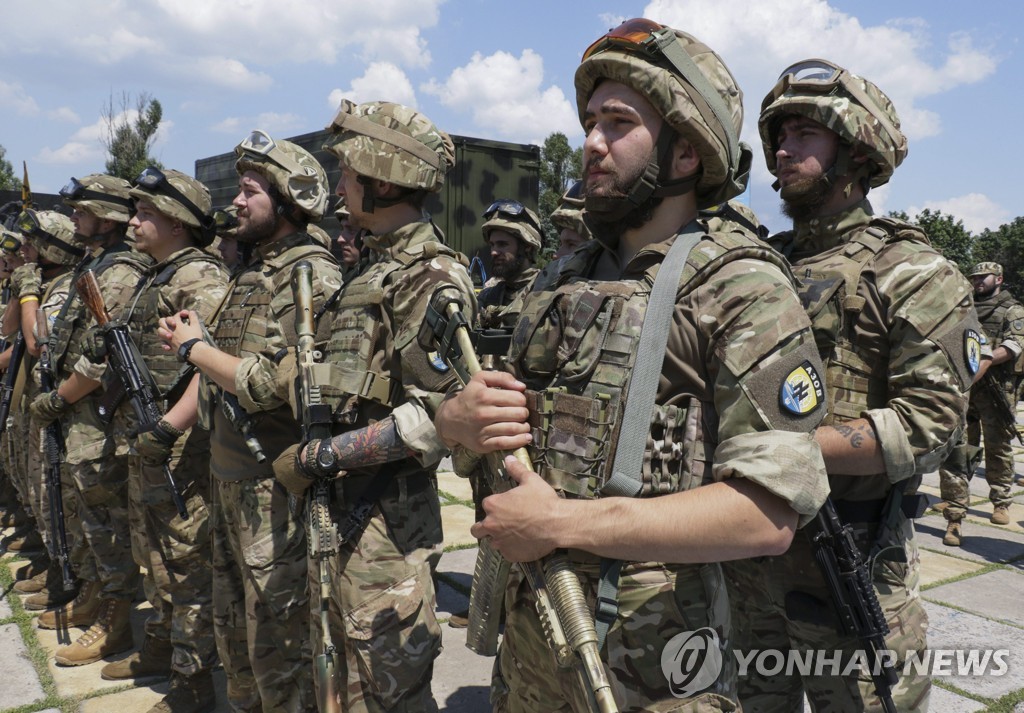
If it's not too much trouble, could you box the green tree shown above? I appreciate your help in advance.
[890,208,974,273]
[538,132,582,256]
[974,217,1024,298]
[0,145,22,192]
[103,92,164,181]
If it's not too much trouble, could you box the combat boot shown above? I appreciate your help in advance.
[14,555,50,581]
[37,579,101,629]
[5,528,44,553]
[147,669,216,713]
[23,568,80,611]
[101,635,173,681]
[943,521,962,547]
[991,505,1011,525]
[55,597,134,666]
[13,570,48,594]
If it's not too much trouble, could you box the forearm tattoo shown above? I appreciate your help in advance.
[833,422,877,450]
[328,416,414,470]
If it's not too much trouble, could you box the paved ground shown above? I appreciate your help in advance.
[2,456,1024,712]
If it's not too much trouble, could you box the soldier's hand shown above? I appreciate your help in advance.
[471,456,561,562]
[134,419,183,465]
[29,390,69,427]
[158,310,203,351]
[434,370,531,453]
[273,351,298,408]
[272,443,316,496]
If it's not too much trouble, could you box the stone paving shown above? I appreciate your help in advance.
[1,460,1023,712]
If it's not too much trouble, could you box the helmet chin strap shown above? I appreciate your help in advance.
[775,141,872,200]
[585,129,699,223]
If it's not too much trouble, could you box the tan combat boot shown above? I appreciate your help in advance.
[101,635,173,681]
[37,578,101,629]
[12,570,48,594]
[14,555,50,581]
[943,521,962,547]
[991,505,1011,525]
[4,528,44,553]
[54,598,134,666]
[147,669,216,713]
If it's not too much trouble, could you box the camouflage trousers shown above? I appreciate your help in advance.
[310,492,442,712]
[938,432,984,522]
[30,412,86,573]
[128,432,215,676]
[723,516,930,712]
[211,475,314,713]
[493,556,738,712]
[7,410,30,513]
[64,399,138,600]
[965,389,1017,509]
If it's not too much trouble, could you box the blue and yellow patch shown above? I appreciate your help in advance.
[427,351,449,373]
[964,329,981,376]
[780,361,824,416]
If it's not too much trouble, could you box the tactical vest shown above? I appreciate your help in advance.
[974,290,1023,390]
[509,232,792,500]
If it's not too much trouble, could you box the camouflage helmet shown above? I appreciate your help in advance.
[323,100,455,194]
[17,209,84,266]
[575,19,752,210]
[129,167,215,246]
[759,59,907,188]
[59,173,133,222]
[235,130,330,222]
[700,200,767,239]
[482,199,543,255]
[213,204,239,239]
[306,223,333,250]
[969,261,1002,277]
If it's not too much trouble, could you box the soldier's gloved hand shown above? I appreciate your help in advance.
[29,390,69,427]
[272,442,316,496]
[10,263,41,300]
[273,351,298,408]
[135,419,184,465]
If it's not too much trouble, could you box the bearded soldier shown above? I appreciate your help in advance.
[476,200,542,329]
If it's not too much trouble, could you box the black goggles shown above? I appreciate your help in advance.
[483,199,542,234]
[213,208,239,232]
[16,210,85,259]
[134,167,215,234]
[0,231,22,253]
[59,177,134,210]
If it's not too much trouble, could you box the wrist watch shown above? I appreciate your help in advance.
[303,439,339,479]
[177,338,202,364]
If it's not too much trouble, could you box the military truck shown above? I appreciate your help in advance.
[195,129,540,265]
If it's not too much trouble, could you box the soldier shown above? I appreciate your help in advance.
[158,131,341,713]
[333,204,364,275]
[94,168,229,713]
[28,174,152,667]
[938,260,1023,541]
[435,19,829,711]
[476,200,542,328]
[267,100,474,712]
[724,59,979,711]
[209,205,244,276]
[4,211,83,598]
[549,181,590,259]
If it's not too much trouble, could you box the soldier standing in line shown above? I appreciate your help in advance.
[158,132,341,713]
[475,201,542,329]
[724,59,979,711]
[549,181,590,259]
[268,100,476,712]
[94,168,229,713]
[434,19,830,711]
[28,174,152,667]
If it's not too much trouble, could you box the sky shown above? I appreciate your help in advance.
[1,0,1021,236]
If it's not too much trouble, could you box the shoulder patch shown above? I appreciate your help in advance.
[780,360,825,416]
[965,328,982,376]
[427,351,449,373]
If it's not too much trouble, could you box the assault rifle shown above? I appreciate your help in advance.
[76,270,189,519]
[975,374,1024,446]
[36,309,74,589]
[290,260,341,713]
[421,292,618,713]
[806,499,898,713]
[0,332,26,432]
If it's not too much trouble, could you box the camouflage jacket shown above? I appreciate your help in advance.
[477,265,539,329]
[509,220,829,526]
[972,289,1024,397]
[771,199,978,501]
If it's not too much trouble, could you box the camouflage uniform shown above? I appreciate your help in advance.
[725,60,978,712]
[476,266,540,329]
[209,230,340,713]
[120,247,228,676]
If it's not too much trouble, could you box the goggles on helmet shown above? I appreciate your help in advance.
[763,58,902,146]
[581,18,737,173]
[213,208,239,232]
[59,177,133,210]
[0,231,22,253]
[484,199,542,234]
[326,101,443,172]
[133,167,215,233]
[16,210,85,259]
[235,130,312,179]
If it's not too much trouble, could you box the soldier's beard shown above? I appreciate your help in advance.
[584,158,661,243]
[975,285,999,300]
[781,173,834,223]
[491,253,525,279]
[236,209,277,244]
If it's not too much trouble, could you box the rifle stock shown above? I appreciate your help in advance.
[291,260,341,713]
[423,296,618,713]
[75,270,189,520]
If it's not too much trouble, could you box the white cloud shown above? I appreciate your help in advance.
[0,81,41,116]
[421,49,580,143]
[47,107,80,123]
[908,193,1010,233]
[212,118,244,135]
[184,57,274,91]
[37,142,104,165]
[328,63,418,109]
